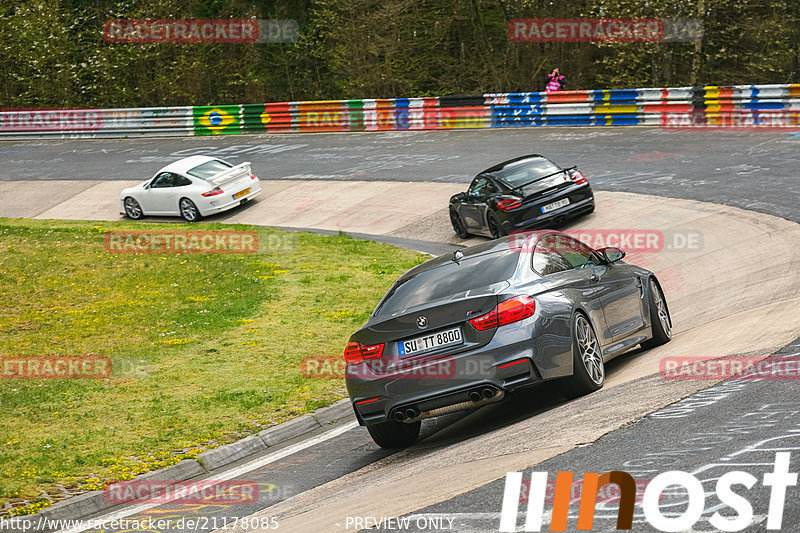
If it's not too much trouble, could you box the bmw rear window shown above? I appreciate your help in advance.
[373,251,519,317]
[186,159,233,180]
[497,158,561,187]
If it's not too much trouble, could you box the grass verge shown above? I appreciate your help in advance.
[0,218,426,514]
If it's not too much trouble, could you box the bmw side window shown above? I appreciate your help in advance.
[531,236,573,276]
[555,235,598,269]
[173,175,192,187]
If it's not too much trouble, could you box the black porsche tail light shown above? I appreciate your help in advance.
[571,170,588,185]
[497,198,522,211]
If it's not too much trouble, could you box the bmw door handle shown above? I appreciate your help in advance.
[589,273,600,282]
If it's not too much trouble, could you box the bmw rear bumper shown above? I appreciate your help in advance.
[347,323,550,426]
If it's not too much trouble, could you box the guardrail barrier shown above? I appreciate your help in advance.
[1,84,798,139]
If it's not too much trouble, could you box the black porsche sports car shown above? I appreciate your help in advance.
[449,155,595,238]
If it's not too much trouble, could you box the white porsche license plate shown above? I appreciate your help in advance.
[398,327,463,356]
[233,188,250,200]
[541,198,570,213]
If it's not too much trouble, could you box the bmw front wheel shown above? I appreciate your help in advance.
[641,278,672,349]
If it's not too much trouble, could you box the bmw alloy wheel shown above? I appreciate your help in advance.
[651,282,672,338]
[576,315,603,385]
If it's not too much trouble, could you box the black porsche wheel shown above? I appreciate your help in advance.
[563,313,605,399]
[450,209,469,239]
[366,420,421,449]
[641,278,672,349]
[487,212,505,239]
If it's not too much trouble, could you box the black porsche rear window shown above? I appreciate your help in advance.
[497,158,561,187]
[373,251,519,317]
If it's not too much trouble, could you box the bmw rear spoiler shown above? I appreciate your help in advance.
[506,166,577,192]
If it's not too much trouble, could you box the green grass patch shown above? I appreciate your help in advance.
[0,218,426,514]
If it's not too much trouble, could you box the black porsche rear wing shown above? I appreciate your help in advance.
[506,166,577,192]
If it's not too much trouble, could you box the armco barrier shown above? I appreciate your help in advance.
[1,84,798,139]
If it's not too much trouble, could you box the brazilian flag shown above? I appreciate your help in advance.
[193,105,241,135]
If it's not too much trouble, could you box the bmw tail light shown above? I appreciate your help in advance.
[496,198,522,211]
[202,187,225,197]
[571,170,588,185]
[469,296,536,331]
[344,341,385,365]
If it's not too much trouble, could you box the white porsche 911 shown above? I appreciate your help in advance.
[119,155,262,222]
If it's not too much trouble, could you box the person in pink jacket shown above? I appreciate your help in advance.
[545,68,566,92]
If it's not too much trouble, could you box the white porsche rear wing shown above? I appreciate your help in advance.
[209,162,252,186]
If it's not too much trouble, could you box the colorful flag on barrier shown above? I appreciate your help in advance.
[193,105,241,135]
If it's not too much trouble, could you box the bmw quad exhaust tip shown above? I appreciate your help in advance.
[395,388,505,423]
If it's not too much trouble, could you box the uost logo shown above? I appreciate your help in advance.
[499,452,797,531]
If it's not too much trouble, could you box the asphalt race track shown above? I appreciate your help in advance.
[1,127,799,222]
[1,127,799,533]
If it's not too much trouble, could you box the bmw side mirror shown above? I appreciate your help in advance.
[599,247,625,263]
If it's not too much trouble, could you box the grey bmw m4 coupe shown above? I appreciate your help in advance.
[345,230,672,449]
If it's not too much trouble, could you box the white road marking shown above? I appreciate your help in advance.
[55,421,359,533]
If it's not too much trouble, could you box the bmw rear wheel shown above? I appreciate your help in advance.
[366,419,421,449]
[123,197,144,220]
[641,278,672,349]
[179,198,201,222]
[563,313,605,398]
[450,208,469,239]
